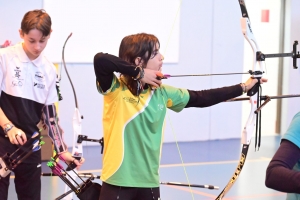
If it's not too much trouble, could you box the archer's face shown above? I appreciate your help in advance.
[145,42,164,72]
[19,29,51,60]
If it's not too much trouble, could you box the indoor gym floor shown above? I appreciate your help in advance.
[7,135,285,200]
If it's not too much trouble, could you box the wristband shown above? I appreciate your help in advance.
[240,83,247,93]
[3,123,15,136]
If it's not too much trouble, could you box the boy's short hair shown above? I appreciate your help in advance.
[21,9,52,37]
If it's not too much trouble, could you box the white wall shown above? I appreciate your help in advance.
[43,0,181,63]
[1,0,298,147]
[0,0,43,43]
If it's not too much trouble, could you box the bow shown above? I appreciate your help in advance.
[215,2,267,199]
[215,1,299,199]
[60,33,84,200]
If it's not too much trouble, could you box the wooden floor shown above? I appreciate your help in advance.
[7,135,285,200]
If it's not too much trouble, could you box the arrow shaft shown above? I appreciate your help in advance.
[168,72,248,77]
[160,182,219,190]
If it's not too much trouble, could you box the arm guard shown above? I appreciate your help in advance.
[41,104,67,154]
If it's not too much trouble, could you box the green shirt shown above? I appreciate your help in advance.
[97,75,189,187]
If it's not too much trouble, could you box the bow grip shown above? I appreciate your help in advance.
[66,156,81,171]
[247,81,260,96]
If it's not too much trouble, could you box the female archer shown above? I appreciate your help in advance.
[93,32,267,200]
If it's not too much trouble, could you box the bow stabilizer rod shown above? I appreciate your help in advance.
[226,94,300,102]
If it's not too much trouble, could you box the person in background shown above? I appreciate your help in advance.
[0,9,84,200]
[266,111,300,199]
[0,40,11,48]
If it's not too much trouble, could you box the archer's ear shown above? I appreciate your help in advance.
[19,29,24,39]
[48,29,53,38]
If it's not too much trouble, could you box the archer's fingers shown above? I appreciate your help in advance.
[74,157,85,170]
[19,131,27,145]
[152,76,162,85]
[9,136,17,145]
[8,130,19,144]
[150,82,161,89]
[14,131,26,145]
[260,78,268,83]
[15,135,23,145]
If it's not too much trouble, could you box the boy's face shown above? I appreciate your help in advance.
[19,29,51,60]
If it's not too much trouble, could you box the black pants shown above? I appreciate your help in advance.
[0,163,41,200]
[99,182,160,200]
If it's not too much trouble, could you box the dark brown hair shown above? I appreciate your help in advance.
[119,33,160,96]
[21,9,52,37]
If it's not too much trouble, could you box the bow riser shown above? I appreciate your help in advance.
[72,108,83,157]
[241,18,267,79]
[63,108,83,198]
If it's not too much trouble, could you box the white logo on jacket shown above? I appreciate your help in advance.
[34,71,45,82]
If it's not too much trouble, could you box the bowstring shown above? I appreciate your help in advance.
[159,89,194,200]
[161,0,195,199]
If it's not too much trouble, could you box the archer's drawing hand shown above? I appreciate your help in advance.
[7,127,27,145]
[244,77,268,92]
[142,68,162,88]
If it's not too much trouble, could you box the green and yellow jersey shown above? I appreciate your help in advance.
[97,74,189,187]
